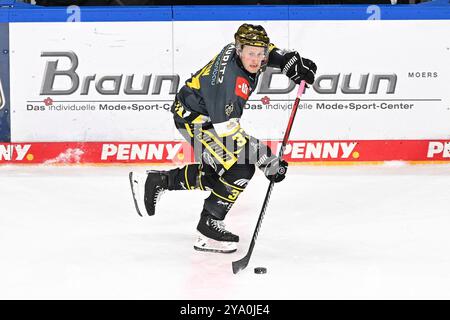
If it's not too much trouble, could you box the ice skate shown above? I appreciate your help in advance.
[129,171,169,216]
[194,214,239,253]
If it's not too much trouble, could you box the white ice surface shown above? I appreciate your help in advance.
[0,164,449,299]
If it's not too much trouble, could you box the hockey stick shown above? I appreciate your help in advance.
[232,80,307,274]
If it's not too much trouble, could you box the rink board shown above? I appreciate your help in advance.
[1,4,449,164]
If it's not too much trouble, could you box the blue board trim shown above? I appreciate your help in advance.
[0,2,449,23]
[4,6,173,23]
[173,5,290,21]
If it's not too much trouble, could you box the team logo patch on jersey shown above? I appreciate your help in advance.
[202,151,218,172]
[225,103,234,116]
[235,77,250,100]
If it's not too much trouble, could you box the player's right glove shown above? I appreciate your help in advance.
[281,51,317,85]
[258,155,289,183]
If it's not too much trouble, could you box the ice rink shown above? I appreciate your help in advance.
[0,163,449,299]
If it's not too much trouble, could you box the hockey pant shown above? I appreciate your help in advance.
[169,119,255,220]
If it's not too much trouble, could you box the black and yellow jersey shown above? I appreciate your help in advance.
[172,42,288,174]
[174,42,282,138]
[176,43,255,134]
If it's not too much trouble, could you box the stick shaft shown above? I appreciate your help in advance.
[232,81,306,274]
[279,81,306,158]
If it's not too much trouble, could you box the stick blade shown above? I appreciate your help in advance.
[232,255,250,274]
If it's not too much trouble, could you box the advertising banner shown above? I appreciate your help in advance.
[286,20,450,141]
[174,20,450,141]
[10,21,174,142]
[10,20,450,143]
[1,140,449,165]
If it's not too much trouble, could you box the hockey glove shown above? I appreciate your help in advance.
[281,51,317,85]
[258,155,288,183]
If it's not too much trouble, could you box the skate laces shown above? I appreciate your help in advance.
[153,187,166,205]
[209,218,230,235]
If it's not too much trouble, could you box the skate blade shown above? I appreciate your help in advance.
[193,233,237,254]
[193,246,237,254]
[129,172,145,217]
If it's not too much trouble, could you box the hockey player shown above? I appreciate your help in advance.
[130,24,317,253]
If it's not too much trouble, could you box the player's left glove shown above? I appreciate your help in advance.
[281,51,317,85]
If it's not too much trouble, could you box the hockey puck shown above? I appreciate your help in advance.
[254,267,267,274]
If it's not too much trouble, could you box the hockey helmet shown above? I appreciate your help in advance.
[234,24,270,49]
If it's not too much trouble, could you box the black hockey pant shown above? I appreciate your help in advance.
[167,119,255,220]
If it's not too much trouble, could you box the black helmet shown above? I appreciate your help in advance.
[234,23,270,48]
